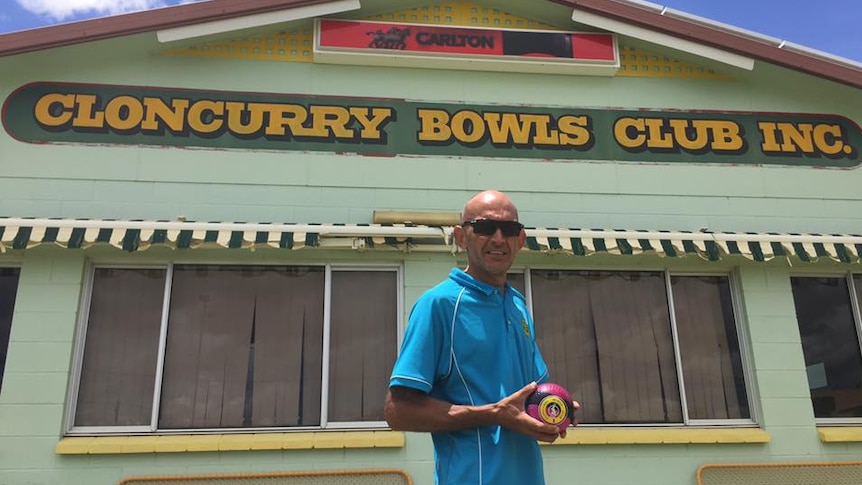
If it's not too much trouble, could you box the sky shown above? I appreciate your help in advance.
[0,0,860,64]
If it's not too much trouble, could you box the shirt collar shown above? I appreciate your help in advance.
[448,267,514,297]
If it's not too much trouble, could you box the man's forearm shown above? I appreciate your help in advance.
[384,387,500,432]
[385,383,563,442]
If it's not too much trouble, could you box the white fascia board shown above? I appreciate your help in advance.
[313,50,620,76]
[157,0,361,43]
[571,7,755,70]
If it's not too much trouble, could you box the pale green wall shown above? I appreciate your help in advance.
[2,4,862,484]
[4,251,862,485]
[2,29,861,232]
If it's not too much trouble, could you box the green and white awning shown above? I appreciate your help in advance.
[0,218,443,252]
[524,229,862,263]
[1,218,861,263]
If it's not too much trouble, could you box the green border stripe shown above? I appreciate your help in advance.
[570,238,585,256]
[616,238,633,255]
[12,227,32,250]
[122,229,141,252]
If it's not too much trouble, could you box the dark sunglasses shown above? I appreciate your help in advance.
[462,219,524,237]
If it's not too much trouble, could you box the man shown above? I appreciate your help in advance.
[384,190,578,485]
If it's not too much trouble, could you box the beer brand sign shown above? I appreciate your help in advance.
[3,82,861,168]
[315,19,618,63]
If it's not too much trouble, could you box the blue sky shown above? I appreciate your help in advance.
[1,0,860,63]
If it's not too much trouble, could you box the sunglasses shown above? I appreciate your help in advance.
[462,219,524,237]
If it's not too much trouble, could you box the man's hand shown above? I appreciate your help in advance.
[562,398,581,438]
[495,382,564,443]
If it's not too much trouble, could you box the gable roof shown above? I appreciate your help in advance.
[1,0,861,89]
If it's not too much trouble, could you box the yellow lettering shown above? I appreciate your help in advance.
[557,115,591,147]
[668,119,709,151]
[759,122,848,156]
[709,120,744,151]
[187,100,224,134]
[451,110,485,144]
[33,93,74,127]
[226,102,267,136]
[417,109,452,142]
[758,122,782,152]
[618,117,744,153]
[779,123,814,152]
[309,105,352,138]
[72,94,105,129]
[813,124,844,156]
[614,117,646,149]
[523,114,556,145]
[265,104,314,137]
[350,107,393,140]
[644,118,673,149]
[484,113,532,145]
[141,97,189,133]
[104,96,144,131]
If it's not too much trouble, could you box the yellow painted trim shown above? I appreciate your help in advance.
[545,427,770,445]
[119,436,162,454]
[149,434,194,453]
[162,1,731,80]
[55,431,405,455]
[53,436,96,454]
[818,426,862,442]
[184,435,221,452]
[282,432,316,449]
[374,429,408,447]
[247,433,287,450]
[313,431,353,449]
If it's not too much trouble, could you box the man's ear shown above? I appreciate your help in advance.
[517,229,526,249]
[453,224,467,249]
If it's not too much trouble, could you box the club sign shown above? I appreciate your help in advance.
[3,82,860,168]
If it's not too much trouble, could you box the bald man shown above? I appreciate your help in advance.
[385,190,576,485]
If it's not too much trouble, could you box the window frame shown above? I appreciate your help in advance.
[0,265,22,397]
[324,265,404,429]
[790,271,862,425]
[514,264,757,427]
[64,261,402,436]
[667,270,756,427]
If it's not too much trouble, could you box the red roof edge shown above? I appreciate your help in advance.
[0,0,327,57]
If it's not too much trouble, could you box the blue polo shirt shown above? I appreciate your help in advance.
[390,268,549,485]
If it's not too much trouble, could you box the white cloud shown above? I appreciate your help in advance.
[16,0,199,22]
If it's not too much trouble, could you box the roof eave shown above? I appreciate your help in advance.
[558,0,862,89]
[0,0,331,57]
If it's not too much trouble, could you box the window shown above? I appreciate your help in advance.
[0,268,21,394]
[790,275,862,419]
[70,264,399,433]
[526,270,750,425]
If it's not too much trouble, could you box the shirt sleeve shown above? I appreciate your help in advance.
[389,290,449,394]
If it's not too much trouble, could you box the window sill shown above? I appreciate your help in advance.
[544,427,771,445]
[818,427,862,442]
[55,431,405,454]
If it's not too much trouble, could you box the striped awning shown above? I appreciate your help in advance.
[1,218,861,263]
[0,218,449,253]
[524,229,862,263]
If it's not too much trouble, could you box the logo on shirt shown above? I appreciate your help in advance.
[521,319,531,338]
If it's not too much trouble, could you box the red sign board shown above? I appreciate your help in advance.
[316,19,617,63]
